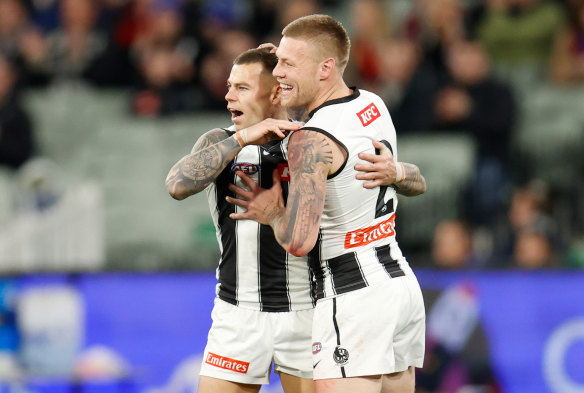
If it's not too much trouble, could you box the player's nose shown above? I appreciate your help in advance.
[225,87,236,101]
[273,62,284,78]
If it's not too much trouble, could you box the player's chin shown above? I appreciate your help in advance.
[281,95,297,107]
[234,120,252,131]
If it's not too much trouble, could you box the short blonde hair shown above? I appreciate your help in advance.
[282,14,351,72]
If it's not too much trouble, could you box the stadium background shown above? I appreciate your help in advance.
[0,0,583,392]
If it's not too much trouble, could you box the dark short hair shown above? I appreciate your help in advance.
[233,48,278,73]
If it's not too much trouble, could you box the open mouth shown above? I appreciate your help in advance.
[229,109,244,121]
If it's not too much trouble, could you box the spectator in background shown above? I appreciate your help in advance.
[378,38,439,132]
[187,0,251,62]
[129,3,192,56]
[247,0,279,42]
[215,29,255,63]
[130,3,199,116]
[26,0,59,31]
[191,50,232,111]
[113,0,158,52]
[187,30,255,112]
[550,0,584,84]
[514,227,556,268]
[402,0,466,75]
[0,0,32,57]
[132,46,195,116]
[475,0,565,76]
[493,180,561,267]
[0,55,34,169]
[346,0,393,92]
[278,0,319,32]
[40,0,125,85]
[431,219,479,269]
[433,41,516,226]
[253,0,320,45]
[0,0,49,87]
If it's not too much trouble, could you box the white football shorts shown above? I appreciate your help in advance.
[311,274,425,380]
[200,298,314,384]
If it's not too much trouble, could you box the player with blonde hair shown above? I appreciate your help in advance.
[228,15,426,393]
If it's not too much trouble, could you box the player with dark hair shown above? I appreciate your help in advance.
[228,15,426,393]
[167,48,310,393]
[167,46,424,393]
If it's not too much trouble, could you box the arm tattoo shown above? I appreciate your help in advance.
[274,131,331,252]
[166,128,241,199]
[395,163,427,196]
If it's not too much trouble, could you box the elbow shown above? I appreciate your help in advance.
[419,178,427,195]
[168,190,187,201]
[287,246,309,258]
[166,182,189,200]
[408,181,427,197]
[285,240,316,258]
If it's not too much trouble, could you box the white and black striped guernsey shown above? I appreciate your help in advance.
[283,88,415,300]
[206,125,316,312]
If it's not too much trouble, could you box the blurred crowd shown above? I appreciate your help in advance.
[1,0,584,270]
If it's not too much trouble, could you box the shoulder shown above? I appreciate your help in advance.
[288,129,341,171]
[358,89,389,111]
[288,129,337,157]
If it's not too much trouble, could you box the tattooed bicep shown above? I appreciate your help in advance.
[191,128,230,153]
[287,130,334,175]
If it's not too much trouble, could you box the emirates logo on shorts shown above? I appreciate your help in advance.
[333,346,349,366]
[205,352,250,374]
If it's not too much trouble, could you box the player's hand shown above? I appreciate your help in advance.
[355,140,397,188]
[243,118,301,146]
[258,43,277,53]
[227,169,285,226]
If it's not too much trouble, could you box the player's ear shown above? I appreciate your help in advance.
[320,58,335,80]
[271,83,282,105]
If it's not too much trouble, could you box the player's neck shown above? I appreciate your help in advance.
[307,80,351,113]
[271,107,289,121]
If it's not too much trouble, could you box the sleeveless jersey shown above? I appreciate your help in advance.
[283,89,414,300]
[206,125,315,311]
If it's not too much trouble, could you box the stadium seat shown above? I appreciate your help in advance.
[514,84,584,189]
[395,133,476,247]
[23,87,229,269]
[24,86,128,171]
[89,114,228,267]
[0,169,15,224]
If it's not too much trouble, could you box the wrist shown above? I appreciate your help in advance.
[395,162,406,183]
[234,129,248,147]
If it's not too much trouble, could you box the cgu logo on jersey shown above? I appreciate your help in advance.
[205,352,250,374]
[357,103,381,127]
[344,214,396,249]
[278,163,290,181]
[231,163,259,175]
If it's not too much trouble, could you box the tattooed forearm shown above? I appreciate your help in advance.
[272,131,331,256]
[166,129,241,200]
[190,128,228,152]
[395,163,427,196]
